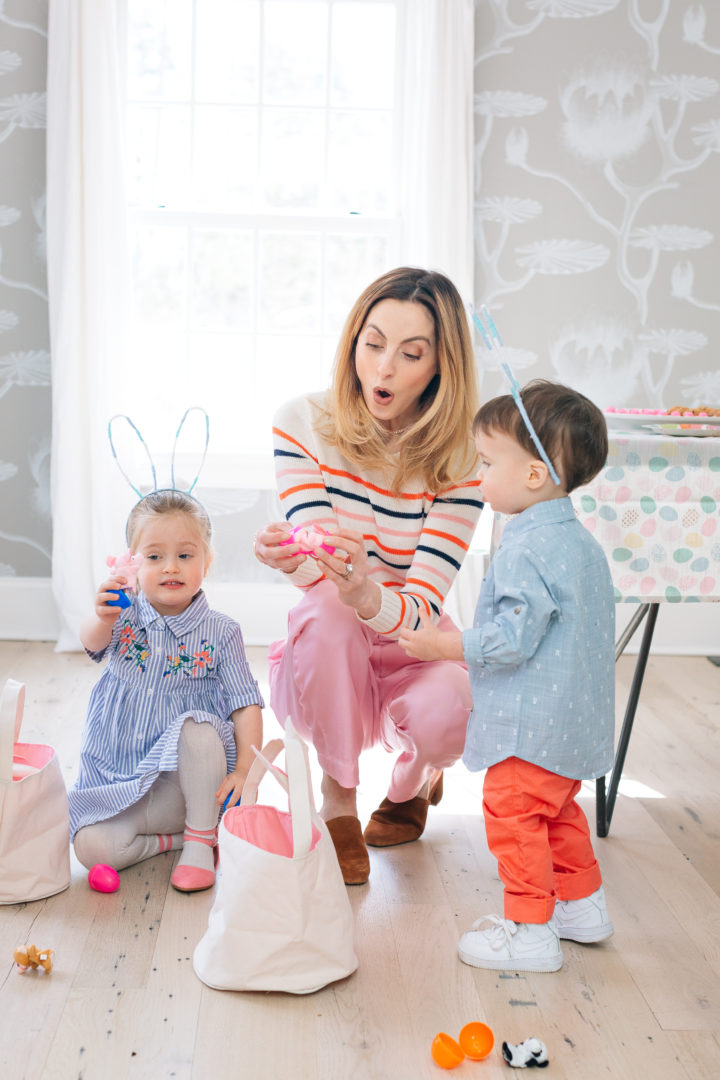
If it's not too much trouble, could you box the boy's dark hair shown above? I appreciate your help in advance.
[472,379,608,493]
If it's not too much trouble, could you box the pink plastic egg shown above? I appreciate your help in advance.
[88,863,120,893]
[280,524,335,557]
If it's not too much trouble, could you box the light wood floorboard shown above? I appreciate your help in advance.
[0,643,718,1079]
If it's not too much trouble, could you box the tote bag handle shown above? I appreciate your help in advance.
[0,680,25,787]
[239,719,314,860]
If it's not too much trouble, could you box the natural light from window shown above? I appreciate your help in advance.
[126,0,400,477]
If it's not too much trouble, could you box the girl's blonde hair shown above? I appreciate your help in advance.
[126,490,213,557]
[316,267,479,492]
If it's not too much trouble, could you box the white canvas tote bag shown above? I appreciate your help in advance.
[193,720,358,993]
[0,679,71,904]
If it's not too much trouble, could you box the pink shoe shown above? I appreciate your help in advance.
[170,826,219,893]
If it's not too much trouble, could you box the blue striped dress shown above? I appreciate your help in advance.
[68,590,264,837]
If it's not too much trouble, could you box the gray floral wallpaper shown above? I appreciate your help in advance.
[473,0,720,408]
[0,0,50,579]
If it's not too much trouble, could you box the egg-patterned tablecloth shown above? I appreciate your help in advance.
[574,432,720,602]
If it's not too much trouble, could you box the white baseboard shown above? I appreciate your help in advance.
[0,578,62,641]
[0,577,717,655]
[0,577,297,648]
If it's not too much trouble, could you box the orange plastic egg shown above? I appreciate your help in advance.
[458,1021,494,1060]
[431,1032,465,1069]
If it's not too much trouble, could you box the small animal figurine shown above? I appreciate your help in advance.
[502,1038,549,1068]
[14,945,54,974]
[106,549,144,607]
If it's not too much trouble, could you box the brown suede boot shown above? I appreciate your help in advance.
[326,816,370,885]
[363,773,443,847]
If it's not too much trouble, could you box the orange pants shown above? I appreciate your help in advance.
[483,757,602,924]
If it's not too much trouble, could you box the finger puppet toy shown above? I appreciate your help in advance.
[106,549,144,608]
[280,524,335,557]
[14,945,54,974]
[502,1038,549,1068]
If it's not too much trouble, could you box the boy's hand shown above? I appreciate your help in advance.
[399,611,441,660]
[399,609,463,662]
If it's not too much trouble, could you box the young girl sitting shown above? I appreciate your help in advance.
[69,490,264,893]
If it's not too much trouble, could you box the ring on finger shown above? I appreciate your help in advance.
[341,561,353,578]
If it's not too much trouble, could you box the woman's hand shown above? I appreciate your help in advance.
[253,521,305,575]
[313,528,382,621]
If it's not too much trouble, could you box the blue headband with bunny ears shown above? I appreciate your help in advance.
[471,306,561,486]
[108,407,213,539]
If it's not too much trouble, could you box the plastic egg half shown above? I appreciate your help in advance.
[88,863,120,893]
[458,1021,494,1060]
[430,1032,465,1069]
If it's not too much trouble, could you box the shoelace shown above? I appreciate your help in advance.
[470,914,518,950]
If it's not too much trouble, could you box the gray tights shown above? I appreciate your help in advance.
[73,718,227,871]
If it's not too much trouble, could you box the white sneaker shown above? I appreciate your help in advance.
[458,915,563,973]
[553,886,614,943]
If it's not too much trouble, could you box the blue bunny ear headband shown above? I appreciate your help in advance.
[107,407,213,538]
[470,306,561,486]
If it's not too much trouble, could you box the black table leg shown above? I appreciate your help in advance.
[596,602,660,837]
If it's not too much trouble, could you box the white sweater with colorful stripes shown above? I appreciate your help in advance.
[273,392,483,637]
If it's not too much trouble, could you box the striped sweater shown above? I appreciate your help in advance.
[273,392,483,636]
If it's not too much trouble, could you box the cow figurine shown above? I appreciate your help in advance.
[502,1038,549,1068]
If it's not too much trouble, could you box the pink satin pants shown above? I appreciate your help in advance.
[268,580,472,801]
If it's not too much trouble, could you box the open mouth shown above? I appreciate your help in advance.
[373,387,393,405]
[162,580,184,589]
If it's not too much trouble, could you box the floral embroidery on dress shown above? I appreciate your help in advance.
[164,639,215,678]
[117,620,151,672]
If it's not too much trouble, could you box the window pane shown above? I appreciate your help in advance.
[191,229,255,331]
[325,234,389,332]
[263,1,328,106]
[127,104,192,208]
[261,108,325,207]
[193,105,258,210]
[188,333,257,450]
[259,233,321,331]
[195,0,260,103]
[128,0,193,102]
[130,225,188,327]
[124,329,190,439]
[327,109,392,213]
[331,2,395,108]
[256,334,329,416]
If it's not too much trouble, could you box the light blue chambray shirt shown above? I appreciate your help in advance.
[462,497,615,781]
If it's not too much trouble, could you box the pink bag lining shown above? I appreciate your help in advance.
[13,742,54,770]
[225,804,321,857]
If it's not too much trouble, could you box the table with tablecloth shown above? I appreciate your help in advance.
[573,429,720,833]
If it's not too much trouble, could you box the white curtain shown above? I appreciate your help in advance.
[46,0,130,650]
[398,0,475,299]
[44,0,475,648]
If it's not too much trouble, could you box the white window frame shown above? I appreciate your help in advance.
[126,0,404,489]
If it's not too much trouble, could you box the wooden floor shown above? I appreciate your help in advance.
[1,642,719,1080]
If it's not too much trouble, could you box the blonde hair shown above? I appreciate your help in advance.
[316,267,479,492]
[126,490,213,557]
